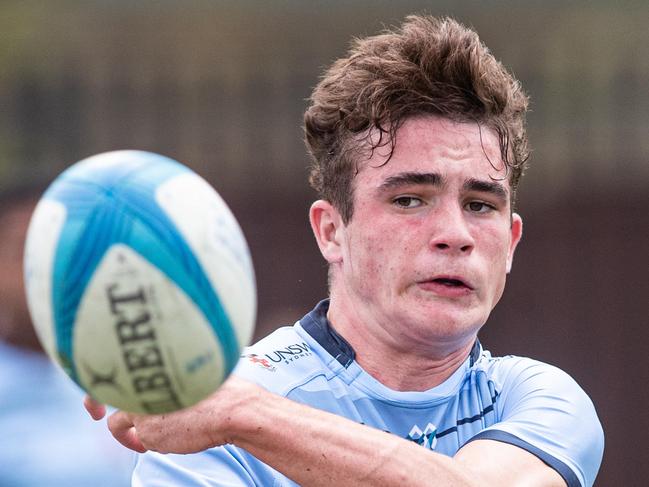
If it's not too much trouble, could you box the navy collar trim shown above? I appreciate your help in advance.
[300,299,355,367]
[469,336,481,367]
[300,299,482,369]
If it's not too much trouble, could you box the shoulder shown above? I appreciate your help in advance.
[472,352,604,487]
[233,325,324,396]
[475,352,602,435]
[474,352,565,383]
[476,353,594,408]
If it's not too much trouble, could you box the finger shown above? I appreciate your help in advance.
[108,412,148,453]
[83,395,107,420]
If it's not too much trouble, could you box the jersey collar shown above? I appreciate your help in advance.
[300,299,482,368]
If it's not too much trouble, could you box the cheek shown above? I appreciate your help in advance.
[477,221,512,262]
[345,222,412,283]
[477,226,512,297]
[348,232,387,278]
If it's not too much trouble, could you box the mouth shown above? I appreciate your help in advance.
[430,277,472,289]
[416,275,474,295]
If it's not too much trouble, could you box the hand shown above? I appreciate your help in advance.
[83,375,261,454]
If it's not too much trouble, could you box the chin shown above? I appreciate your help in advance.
[410,306,486,339]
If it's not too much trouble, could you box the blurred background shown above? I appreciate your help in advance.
[1,1,647,485]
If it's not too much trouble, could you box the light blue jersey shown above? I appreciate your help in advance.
[134,300,604,487]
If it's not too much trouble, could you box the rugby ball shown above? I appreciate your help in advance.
[23,150,256,414]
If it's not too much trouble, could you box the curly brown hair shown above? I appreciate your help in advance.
[304,15,530,222]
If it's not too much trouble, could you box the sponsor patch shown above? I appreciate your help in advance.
[407,423,438,450]
[264,342,313,365]
[243,353,277,372]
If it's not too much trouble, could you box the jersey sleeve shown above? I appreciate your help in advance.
[132,445,297,487]
[132,448,253,486]
[466,358,604,487]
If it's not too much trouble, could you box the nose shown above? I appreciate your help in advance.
[428,205,475,254]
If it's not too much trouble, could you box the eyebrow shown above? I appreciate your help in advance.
[378,172,442,191]
[378,172,509,202]
[462,178,509,202]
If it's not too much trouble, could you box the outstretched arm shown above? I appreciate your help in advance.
[86,376,565,486]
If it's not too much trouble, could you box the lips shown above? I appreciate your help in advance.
[417,275,475,296]
[428,275,473,290]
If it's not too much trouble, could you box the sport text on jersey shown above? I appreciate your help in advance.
[244,342,312,371]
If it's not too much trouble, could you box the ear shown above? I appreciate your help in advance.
[506,213,523,274]
[309,200,344,264]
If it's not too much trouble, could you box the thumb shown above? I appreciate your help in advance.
[108,411,148,453]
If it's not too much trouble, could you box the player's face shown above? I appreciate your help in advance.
[334,116,522,348]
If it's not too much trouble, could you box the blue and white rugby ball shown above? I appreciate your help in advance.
[24,150,256,413]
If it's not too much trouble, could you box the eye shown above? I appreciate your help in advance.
[393,196,423,209]
[466,201,495,213]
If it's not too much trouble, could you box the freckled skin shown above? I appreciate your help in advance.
[321,116,523,372]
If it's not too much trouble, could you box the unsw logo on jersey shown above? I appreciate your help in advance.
[242,342,313,371]
[264,342,312,365]
[407,423,438,450]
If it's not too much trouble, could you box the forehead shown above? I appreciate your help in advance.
[357,116,508,186]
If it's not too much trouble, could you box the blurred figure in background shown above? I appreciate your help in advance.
[0,184,135,486]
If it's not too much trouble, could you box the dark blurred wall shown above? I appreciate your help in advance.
[1,2,648,485]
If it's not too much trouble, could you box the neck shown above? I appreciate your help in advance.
[325,295,477,392]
